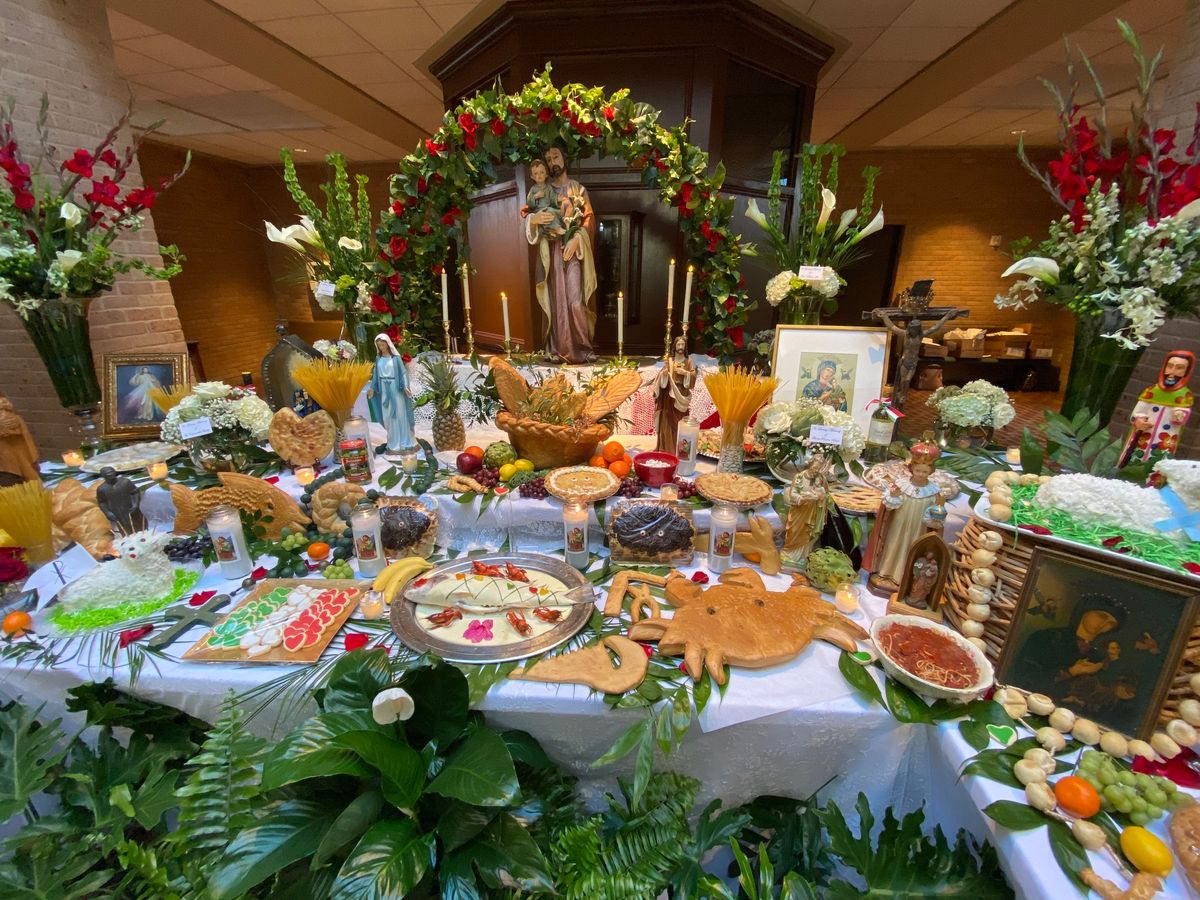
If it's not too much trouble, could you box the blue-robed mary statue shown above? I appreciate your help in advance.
[368,333,415,453]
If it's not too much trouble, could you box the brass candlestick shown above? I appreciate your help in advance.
[442,319,451,354]
[463,304,476,358]
[663,313,673,360]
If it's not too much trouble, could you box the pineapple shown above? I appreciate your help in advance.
[420,353,466,451]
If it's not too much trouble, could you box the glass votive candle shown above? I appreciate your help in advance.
[61,450,84,467]
[834,581,860,615]
[1005,447,1021,465]
[708,502,738,574]
[206,504,253,580]
[350,504,386,577]
[398,446,420,473]
[294,465,315,485]
[359,591,385,620]
[659,483,679,501]
[146,461,168,480]
[563,501,589,569]
[676,418,700,477]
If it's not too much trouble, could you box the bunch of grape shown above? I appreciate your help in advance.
[618,476,644,498]
[323,558,355,579]
[672,477,697,499]
[279,528,310,553]
[476,467,500,490]
[165,533,212,562]
[1077,749,1188,825]
[519,476,548,499]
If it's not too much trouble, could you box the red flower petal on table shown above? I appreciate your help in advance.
[1101,535,1126,548]
[1018,524,1052,536]
[264,475,280,484]
[691,572,709,584]
[412,577,428,588]
[1184,562,1200,576]
[638,642,654,658]
[307,561,319,571]
[119,625,153,648]
[0,556,28,583]
[1133,746,1200,788]
[251,566,268,580]
[679,661,689,674]
[188,589,217,607]
[344,633,369,652]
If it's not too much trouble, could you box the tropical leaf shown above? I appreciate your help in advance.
[312,790,384,869]
[208,799,339,899]
[330,819,436,900]
[0,701,70,821]
[333,730,424,811]
[401,663,470,748]
[261,710,380,791]
[426,727,519,807]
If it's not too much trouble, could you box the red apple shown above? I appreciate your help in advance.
[456,451,483,474]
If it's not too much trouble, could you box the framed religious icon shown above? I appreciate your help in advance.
[996,546,1200,740]
[102,352,189,440]
[770,326,889,434]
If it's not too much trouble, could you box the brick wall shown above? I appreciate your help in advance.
[840,148,1076,372]
[0,0,185,455]
[138,143,280,387]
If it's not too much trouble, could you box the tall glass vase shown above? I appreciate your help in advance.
[779,289,824,326]
[342,311,377,361]
[1059,312,1145,423]
[19,297,103,449]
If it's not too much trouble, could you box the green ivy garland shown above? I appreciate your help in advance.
[374,67,753,361]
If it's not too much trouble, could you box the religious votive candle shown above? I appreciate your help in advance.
[708,502,738,575]
[563,502,589,570]
[398,446,420,473]
[359,591,386,620]
[206,504,253,580]
[61,450,84,467]
[1006,447,1021,465]
[146,461,168,480]
[342,415,374,471]
[659,483,679,501]
[294,465,315,485]
[350,505,386,577]
[501,291,511,348]
[834,582,860,615]
[675,418,700,477]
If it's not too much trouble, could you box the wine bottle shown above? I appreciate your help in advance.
[863,388,897,463]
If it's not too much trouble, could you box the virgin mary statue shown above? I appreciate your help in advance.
[368,333,416,453]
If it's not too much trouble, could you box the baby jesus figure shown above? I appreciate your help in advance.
[522,158,565,239]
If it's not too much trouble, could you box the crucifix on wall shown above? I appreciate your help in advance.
[863,280,968,410]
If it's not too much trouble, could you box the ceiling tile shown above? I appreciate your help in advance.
[827,59,925,89]
[132,101,236,136]
[107,10,158,41]
[130,70,229,98]
[315,51,410,82]
[806,0,911,29]
[214,0,328,20]
[422,3,476,29]
[340,7,444,51]
[809,107,858,142]
[188,65,276,93]
[113,46,175,76]
[259,89,326,115]
[815,86,891,110]
[362,80,442,110]
[876,106,970,144]
[170,92,326,131]
[891,0,1012,28]
[122,33,227,69]
[1082,0,1184,34]
[319,0,419,10]
[260,14,374,56]
[859,26,968,61]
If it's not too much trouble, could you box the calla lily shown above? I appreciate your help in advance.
[265,220,304,252]
[337,236,363,252]
[814,188,836,233]
[55,249,83,272]
[60,202,82,228]
[371,687,415,725]
[297,215,323,248]
[849,207,885,244]
[833,208,857,239]
[1001,256,1059,284]
[1175,198,1200,223]
[744,198,769,230]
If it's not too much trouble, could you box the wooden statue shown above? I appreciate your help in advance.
[887,532,950,622]
[655,336,695,454]
[0,394,39,483]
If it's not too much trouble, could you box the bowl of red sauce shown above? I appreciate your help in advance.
[870,614,994,701]
[633,451,679,488]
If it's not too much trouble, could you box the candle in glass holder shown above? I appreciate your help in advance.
[834,582,859,615]
[61,450,84,467]
[350,505,386,577]
[675,418,699,476]
[398,446,420,473]
[206,504,253,580]
[359,591,386,620]
[708,502,738,574]
[294,465,315,485]
[659,483,679,501]
[146,461,168,481]
[1005,447,1021,465]
[563,502,589,569]
[342,414,374,470]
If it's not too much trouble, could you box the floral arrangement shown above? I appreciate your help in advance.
[746,145,883,323]
[266,151,380,356]
[160,381,272,448]
[312,338,357,361]
[926,380,1015,430]
[375,67,752,360]
[754,397,865,470]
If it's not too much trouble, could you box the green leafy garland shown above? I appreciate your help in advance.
[374,67,753,360]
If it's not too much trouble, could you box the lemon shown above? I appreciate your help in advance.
[514,458,534,472]
[498,463,518,482]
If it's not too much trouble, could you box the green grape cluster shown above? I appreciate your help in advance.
[279,528,309,552]
[1077,749,1188,826]
[323,559,354,579]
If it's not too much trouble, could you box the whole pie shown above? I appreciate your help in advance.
[544,465,621,503]
[695,472,772,509]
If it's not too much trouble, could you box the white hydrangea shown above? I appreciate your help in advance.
[192,381,232,400]
[231,394,273,440]
[765,271,793,307]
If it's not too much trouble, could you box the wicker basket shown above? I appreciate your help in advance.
[943,514,1200,734]
[495,411,609,469]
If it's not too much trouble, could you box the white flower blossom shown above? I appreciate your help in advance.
[192,381,232,400]
[337,236,363,252]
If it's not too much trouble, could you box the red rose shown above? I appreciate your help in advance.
[424,138,447,155]
[0,554,27,583]
[603,105,615,121]
[726,325,744,348]
[63,148,93,177]
[458,112,477,133]
[386,324,402,343]
[401,352,412,362]
[678,182,693,205]
[384,272,401,293]
[390,200,404,216]
[370,293,391,313]
[441,207,463,226]
[123,186,156,209]
[406,196,417,208]
[538,107,553,124]
[490,117,506,137]
[417,176,428,194]
[389,235,408,258]
[724,297,736,313]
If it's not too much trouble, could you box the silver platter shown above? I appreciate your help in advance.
[390,552,593,663]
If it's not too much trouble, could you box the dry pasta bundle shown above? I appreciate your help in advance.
[704,366,778,473]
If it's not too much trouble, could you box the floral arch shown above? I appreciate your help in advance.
[373,68,751,360]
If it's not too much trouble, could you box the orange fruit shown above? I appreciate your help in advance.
[307,541,330,560]
[602,441,626,463]
[609,460,631,478]
[2,610,32,637]
[464,445,485,460]
[589,455,608,468]
[623,453,634,468]
[1053,776,1101,818]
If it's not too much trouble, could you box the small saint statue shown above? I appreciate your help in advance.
[655,336,696,454]
[96,466,145,535]
[369,333,416,454]
[1119,350,1194,467]
[906,551,940,608]
[0,393,39,483]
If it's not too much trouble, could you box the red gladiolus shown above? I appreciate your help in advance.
[603,105,615,121]
[98,148,118,168]
[123,187,156,209]
[370,293,391,313]
[12,190,34,211]
[441,207,463,226]
[389,235,408,258]
[344,633,369,652]
[490,117,506,136]
[538,107,553,124]
[85,176,121,208]
[63,148,93,177]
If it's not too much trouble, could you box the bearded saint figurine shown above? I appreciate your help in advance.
[1120,350,1195,467]
[655,336,695,453]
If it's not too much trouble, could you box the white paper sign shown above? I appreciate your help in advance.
[179,416,214,439]
[27,543,97,610]
[796,265,827,281]
[316,280,336,297]
[809,424,844,446]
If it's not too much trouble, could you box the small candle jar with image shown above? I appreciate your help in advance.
[708,502,738,574]
[350,504,386,577]
[206,504,253,580]
[563,502,589,570]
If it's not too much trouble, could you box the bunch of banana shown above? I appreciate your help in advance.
[372,556,434,604]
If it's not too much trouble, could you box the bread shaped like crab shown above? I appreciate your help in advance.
[627,568,867,684]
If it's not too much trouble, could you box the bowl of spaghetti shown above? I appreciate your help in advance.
[870,615,994,701]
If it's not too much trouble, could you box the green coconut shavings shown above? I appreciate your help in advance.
[47,569,201,634]
[1006,484,1200,573]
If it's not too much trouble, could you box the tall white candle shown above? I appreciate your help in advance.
[666,258,676,317]
[501,291,510,347]
[460,264,471,311]
[682,264,694,326]
[617,291,624,349]
[441,269,449,322]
